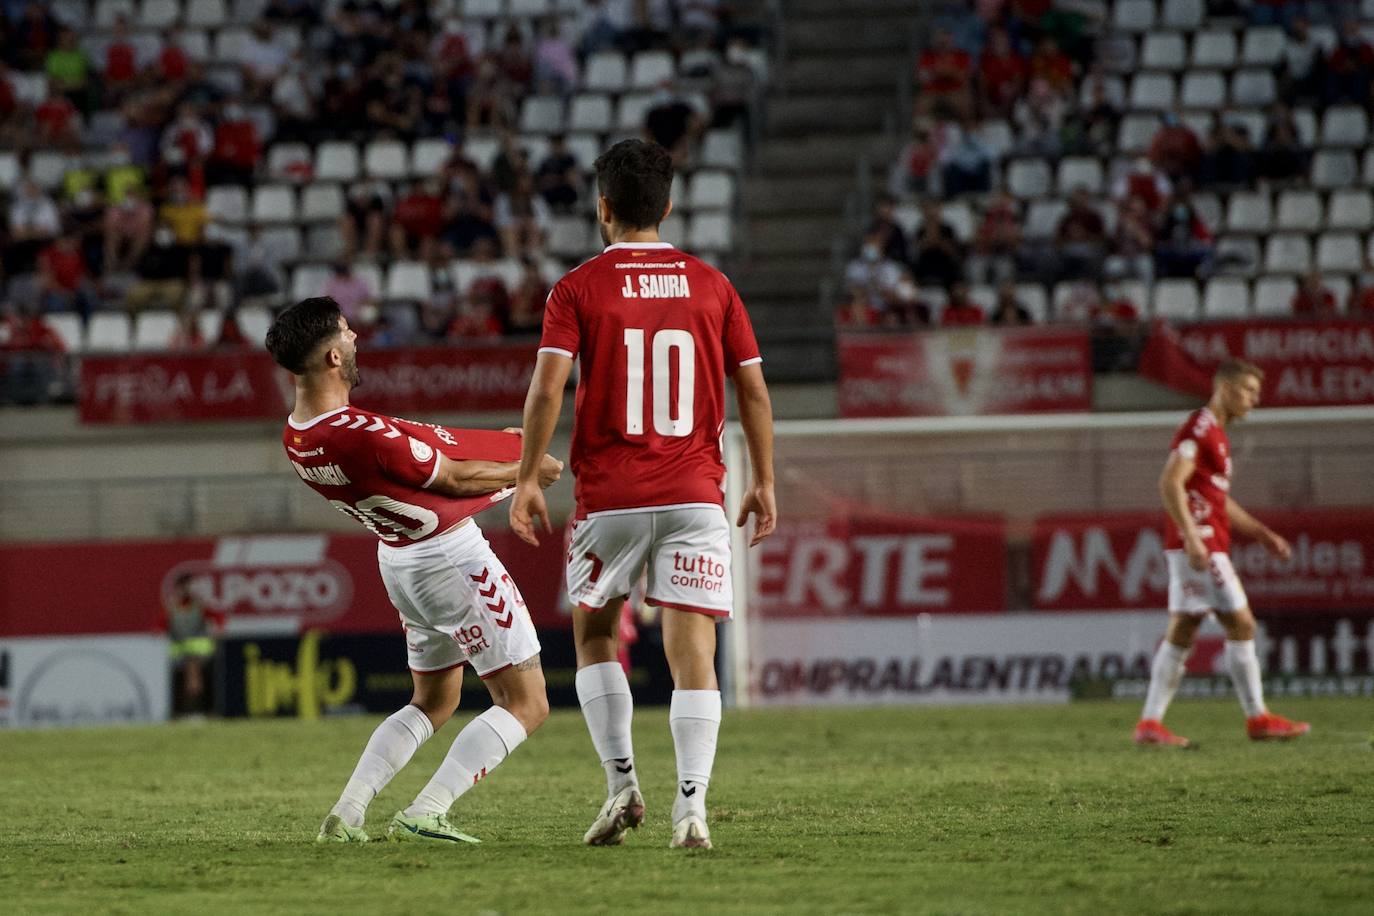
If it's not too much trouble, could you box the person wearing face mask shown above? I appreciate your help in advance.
[1154,186,1213,280]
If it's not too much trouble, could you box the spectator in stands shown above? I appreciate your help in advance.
[207,102,261,186]
[507,258,548,335]
[341,183,387,261]
[1112,157,1172,215]
[890,120,943,197]
[938,119,995,197]
[1198,118,1257,190]
[867,193,910,267]
[240,20,291,100]
[977,27,1027,117]
[1280,16,1325,100]
[271,51,318,143]
[43,28,91,112]
[911,199,965,289]
[35,78,80,149]
[168,310,205,350]
[448,290,504,340]
[160,102,213,171]
[1290,270,1339,316]
[836,285,883,328]
[366,56,425,141]
[917,29,973,119]
[1349,271,1374,318]
[322,261,377,325]
[1014,77,1068,158]
[103,185,154,275]
[1251,0,1302,29]
[1069,74,1121,157]
[1148,111,1202,182]
[846,232,925,325]
[6,181,61,276]
[989,280,1034,326]
[0,63,23,148]
[709,37,759,131]
[1324,19,1374,105]
[157,175,213,298]
[157,29,192,85]
[970,191,1020,284]
[1027,36,1074,96]
[533,16,577,96]
[941,282,985,326]
[264,0,320,26]
[466,56,515,130]
[442,181,499,258]
[37,231,97,320]
[495,172,550,259]
[0,301,67,405]
[13,2,60,71]
[103,17,139,99]
[391,181,445,262]
[1114,195,1157,285]
[228,227,284,306]
[497,23,534,89]
[1154,186,1214,279]
[644,84,707,164]
[1054,188,1107,281]
[577,0,625,56]
[535,134,583,212]
[1257,104,1309,181]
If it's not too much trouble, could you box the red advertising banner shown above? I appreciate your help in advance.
[1032,509,1374,612]
[0,529,567,638]
[79,345,535,424]
[1145,319,1374,407]
[752,513,1007,617]
[837,327,1092,418]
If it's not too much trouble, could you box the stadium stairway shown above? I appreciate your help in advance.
[733,0,916,381]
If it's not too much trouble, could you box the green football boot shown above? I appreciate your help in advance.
[316,814,370,843]
[386,810,481,845]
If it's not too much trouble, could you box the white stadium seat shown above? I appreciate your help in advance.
[197,308,223,344]
[211,26,248,61]
[1113,0,1156,32]
[363,140,409,179]
[687,170,734,210]
[1328,190,1373,231]
[565,134,601,170]
[463,135,502,172]
[1241,28,1285,67]
[463,0,505,16]
[1162,0,1203,29]
[1226,191,1272,233]
[1253,277,1296,315]
[306,224,344,260]
[300,184,344,222]
[385,262,432,301]
[584,51,627,92]
[1153,280,1200,320]
[0,152,19,189]
[250,185,296,223]
[411,139,453,177]
[1129,73,1176,111]
[509,0,552,14]
[615,92,656,132]
[1191,30,1237,69]
[1213,236,1260,277]
[1316,234,1364,273]
[629,51,675,90]
[1117,114,1160,152]
[185,0,226,26]
[315,142,359,182]
[1024,200,1066,239]
[520,95,566,134]
[258,226,301,262]
[1203,279,1250,319]
[1364,149,1374,184]
[700,130,744,170]
[1312,150,1358,189]
[1275,191,1323,233]
[138,0,182,29]
[87,313,132,351]
[1264,235,1312,274]
[206,186,248,223]
[1321,106,1370,148]
[569,93,613,133]
[1055,157,1104,195]
[133,310,179,351]
[548,216,592,257]
[1180,71,1226,109]
[658,212,686,247]
[1007,159,1052,199]
[292,264,332,301]
[977,120,1015,160]
[1141,33,1186,71]
[236,305,271,347]
[177,28,210,62]
[688,213,732,253]
[266,143,311,181]
[1293,108,1318,146]
[1230,69,1276,107]
[96,0,137,27]
[46,313,85,354]
[28,152,71,189]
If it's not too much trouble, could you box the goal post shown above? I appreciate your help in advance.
[721,406,1374,708]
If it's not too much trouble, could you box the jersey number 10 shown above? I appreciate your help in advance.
[623,328,694,437]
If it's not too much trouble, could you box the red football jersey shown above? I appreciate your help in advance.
[283,405,521,546]
[1164,407,1233,552]
[538,241,762,517]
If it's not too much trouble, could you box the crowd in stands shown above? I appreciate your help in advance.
[839,0,1374,332]
[0,0,764,402]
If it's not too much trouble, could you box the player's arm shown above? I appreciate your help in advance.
[1158,450,1209,571]
[511,351,574,545]
[733,362,777,547]
[1226,495,1291,559]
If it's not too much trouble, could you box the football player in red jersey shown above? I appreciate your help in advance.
[1135,359,1310,748]
[266,296,565,844]
[511,140,776,850]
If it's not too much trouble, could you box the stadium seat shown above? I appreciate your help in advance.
[411,138,452,177]
[236,305,271,347]
[942,201,975,242]
[185,0,227,26]
[197,308,223,344]
[1213,236,1261,277]
[363,140,408,180]
[548,216,592,258]
[520,95,566,134]
[1230,70,1276,107]
[689,213,732,253]
[299,184,344,222]
[1225,191,1272,233]
[27,152,71,190]
[630,51,675,90]
[688,170,734,210]
[177,28,210,62]
[462,0,505,16]
[1153,280,1200,320]
[211,26,248,61]
[1320,106,1370,148]
[0,152,18,189]
[584,51,627,92]
[463,135,502,172]
[205,222,247,250]
[250,185,296,223]
[291,264,332,301]
[615,93,656,132]
[1117,114,1160,152]
[1241,27,1285,67]
[46,313,84,354]
[385,262,432,301]
[508,0,552,14]
[87,313,132,351]
[315,142,360,182]
[700,130,744,170]
[1364,149,1374,184]
[266,143,311,181]
[1141,33,1187,71]
[1264,235,1313,274]
[96,0,136,27]
[306,224,344,260]
[1055,157,1104,195]
[1129,73,1176,111]
[565,134,601,170]
[1222,108,1265,145]
[1316,234,1364,273]
[1190,192,1222,233]
[1293,108,1318,146]
[1007,159,1052,198]
[569,93,613,133]
[1191,30,1237,69]
[1328,190,1373,231]
[258,226,302,263]
[659,213,686,247]
[1112,0,1156,32]
[1024,200,1066,239]
[138,0,181,29]
[1013,283,1049,322]
[1162,0,1203,28]
[977,120,1015,160]
[133,310,179,351]
[1275,190,1323,232]
[206,186,248,223]
[1203,279,1251,318]
[1180,71,1226,109]
[1253,277,1297,315]
[1312,150,1358,189]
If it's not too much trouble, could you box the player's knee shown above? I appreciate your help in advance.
[1224,611,1256,640]
[503,693,549,733]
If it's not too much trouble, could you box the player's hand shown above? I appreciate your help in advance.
[510,480,551,547]
[736,482,777,547]
[1261,529,1291,561]
[1185,536,1209,572]
[537,454,563,488]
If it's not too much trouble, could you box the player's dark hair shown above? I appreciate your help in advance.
[1215,358,1264,383]
[265,297,343,375]
[594,139,673,230]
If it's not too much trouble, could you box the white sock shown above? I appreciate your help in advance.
[575,662,637,794]
[331,705,433,828]
[1225,639,1267,718]
[669,689,721,822]
[405,706,527,817]
[1142,642,1189,722]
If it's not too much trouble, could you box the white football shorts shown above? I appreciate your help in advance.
[1165,549,1249,615]
[378,521,541,677]
[567,504,733,619]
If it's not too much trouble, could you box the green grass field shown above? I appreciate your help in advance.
[2,698,1372,915]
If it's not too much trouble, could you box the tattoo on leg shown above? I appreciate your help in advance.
[514,656,542,672]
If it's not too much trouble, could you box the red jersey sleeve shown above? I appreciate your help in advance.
[374,429,443,490]
[538,277,580,358]
[722,280,762,372]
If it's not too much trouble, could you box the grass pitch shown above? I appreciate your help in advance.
[2,698,1371,915]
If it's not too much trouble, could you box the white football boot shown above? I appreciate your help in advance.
[582,784,645,846]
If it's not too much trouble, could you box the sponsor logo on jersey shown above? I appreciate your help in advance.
[670,551,727,593]
[287,445,325,458]
[291,460,351,486]
[452,624,490,657]
[613,260,687,269]
[409,436,435,463]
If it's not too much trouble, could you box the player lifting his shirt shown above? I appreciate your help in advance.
[1134,358,1310,748]
[511,139,777,850]
[265,296,564,845]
